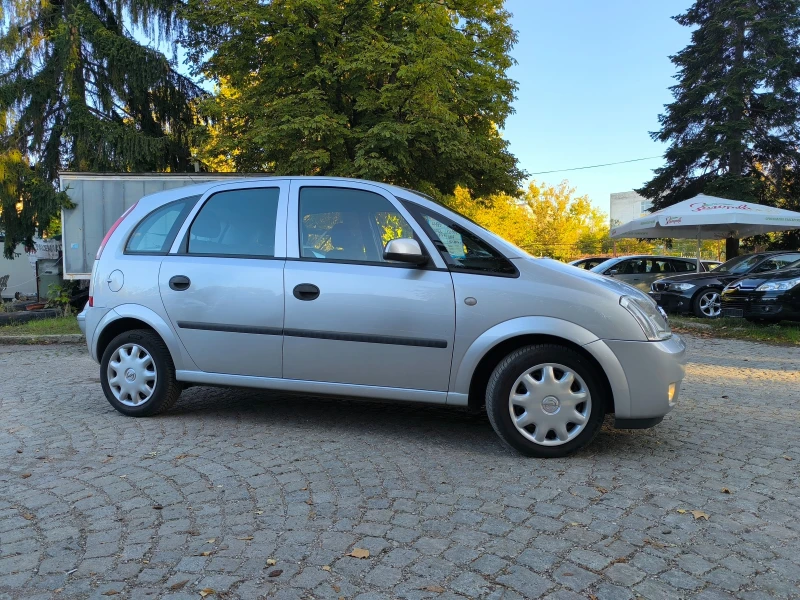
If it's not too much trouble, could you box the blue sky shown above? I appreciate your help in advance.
[502,0,693,214]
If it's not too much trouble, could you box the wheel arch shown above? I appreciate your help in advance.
[450,317,629,416]
[94,305,195,371]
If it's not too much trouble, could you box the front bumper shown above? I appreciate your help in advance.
[649,290,693,314]
[721,291,799,320]
[594,334,686,425]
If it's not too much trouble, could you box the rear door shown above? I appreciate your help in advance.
[159,181,288,377]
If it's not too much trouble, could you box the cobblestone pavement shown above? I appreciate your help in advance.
[1,334,799,600]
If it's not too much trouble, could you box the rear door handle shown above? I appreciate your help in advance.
[293,283,320,301]
[169,275,191,291]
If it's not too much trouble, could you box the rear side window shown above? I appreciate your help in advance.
[126,197,197,254]
[188,188,280,257]
[671,260,697,273]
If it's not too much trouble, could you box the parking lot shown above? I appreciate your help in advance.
[1,334,799,600]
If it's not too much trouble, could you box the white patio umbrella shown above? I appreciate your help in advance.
[609,194,800,272]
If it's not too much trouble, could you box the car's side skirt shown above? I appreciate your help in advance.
[175,370,449,404]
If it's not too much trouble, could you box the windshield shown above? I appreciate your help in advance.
[713,254,763,274]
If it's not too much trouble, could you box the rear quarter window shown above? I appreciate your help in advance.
[126,197,197,254]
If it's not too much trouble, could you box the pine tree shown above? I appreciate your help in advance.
[639,0,800,256]
[0,0,204,258]
[183,0,524,198]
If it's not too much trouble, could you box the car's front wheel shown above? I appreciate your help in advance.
[692,288,721,318]
[486,345,606,457]
[100,329,182,416]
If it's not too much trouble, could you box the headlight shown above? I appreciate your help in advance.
[756,278,800,291]
[620,295,672,341]
[668,283,695,292]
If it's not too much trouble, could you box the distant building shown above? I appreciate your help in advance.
[610,191,653,227]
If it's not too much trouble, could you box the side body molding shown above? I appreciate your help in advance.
[446,316,632,417]
[92,304,199,372]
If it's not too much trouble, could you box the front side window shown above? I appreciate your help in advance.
[757,253,800,272]
[188,188,280,257]
[126,197,196,254]
[407,205,516,275]
[299,187,416,263]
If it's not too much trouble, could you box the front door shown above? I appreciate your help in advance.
[282,182,456,391]
[612,258,673,292]
[159,182,288,377]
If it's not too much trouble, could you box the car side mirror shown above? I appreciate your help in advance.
[383,238,428,265]
[608,269,619,276]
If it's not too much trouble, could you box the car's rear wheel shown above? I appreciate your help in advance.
[100,329,181,416]
[692,289,721,318]
[486,345,605,457]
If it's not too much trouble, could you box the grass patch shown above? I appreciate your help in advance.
[671,315,800,346]
[0,315,81,336]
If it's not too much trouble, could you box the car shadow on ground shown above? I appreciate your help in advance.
[153,385,667,460]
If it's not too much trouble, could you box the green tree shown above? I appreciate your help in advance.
[0,0,204,257]
[639,0,800,257]
[184,0,524,197]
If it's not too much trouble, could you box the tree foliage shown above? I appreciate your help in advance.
[444,180,611,261]
[639,0,800,253]
[184,0,524,197]
[0,0,204,257]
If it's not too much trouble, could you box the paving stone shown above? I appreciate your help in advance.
[0,336,797,600]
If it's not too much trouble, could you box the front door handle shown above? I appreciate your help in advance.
[169,275,191,291]
[293,283,320,301]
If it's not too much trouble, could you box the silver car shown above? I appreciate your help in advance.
[79,177,685,457]
[590,255,711,292]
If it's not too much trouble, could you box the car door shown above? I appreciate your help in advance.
[282,181,456,392]
[608,259,646,290]
[159,181,289,377]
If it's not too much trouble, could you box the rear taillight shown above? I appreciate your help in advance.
[88,296,94,307]
[96,202,138,260]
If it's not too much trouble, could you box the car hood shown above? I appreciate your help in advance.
[527,257,653,302]
[727,266,800,289]
[654,270,741,285]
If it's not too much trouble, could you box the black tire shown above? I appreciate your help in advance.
[745,317,781,325]
[100,329,182,417]
[485,344,606,458]
[692,288,722,318]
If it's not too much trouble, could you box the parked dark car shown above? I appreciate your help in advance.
[721,261,800,322]
[650,251,800,318]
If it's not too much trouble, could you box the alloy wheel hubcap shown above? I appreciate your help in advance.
[508,363,592,446]
[700,292,721,317]
[107,343,157,406]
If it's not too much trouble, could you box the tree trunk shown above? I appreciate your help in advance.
[726,237,739,259]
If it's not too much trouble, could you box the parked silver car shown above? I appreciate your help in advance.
[590,255,713,292]
[79,177,685,457]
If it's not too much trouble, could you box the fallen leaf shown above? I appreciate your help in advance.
[119,475,127,478]
[101,591,119,596]
[66,569,77,575]
[421,585,445,593]
[332,584,341,593]
[322,565,331,571]
[266,558,277,566]
[783,455,793,461]
[174,453,197,460]
[562,572,574,576]
[21,473,31,479]
[594,486,608,494]
[300,487,308,491]
[644,538,665,549]
[142,560,149,564]
[721,487,732,494]
[348,548,370,559]
[199,551,214,557]
[305,499,314,505]
[152,505,163,510]
[676,509,687,514]
[169,580,189,590]
[255,510,264,515]
[22,513,34,520]
[237,536,254,541]
[570,522,580,526]
[610,558,627,565]
[691,510,710,520]
[54,588,63,594]
[199,589,215,598]
[102,456,113,464]
[268,569,283,577]
[206,538,216,544]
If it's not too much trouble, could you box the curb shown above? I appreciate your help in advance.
[0,334,85,345]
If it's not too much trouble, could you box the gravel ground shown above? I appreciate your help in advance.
[0,334,798,600]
